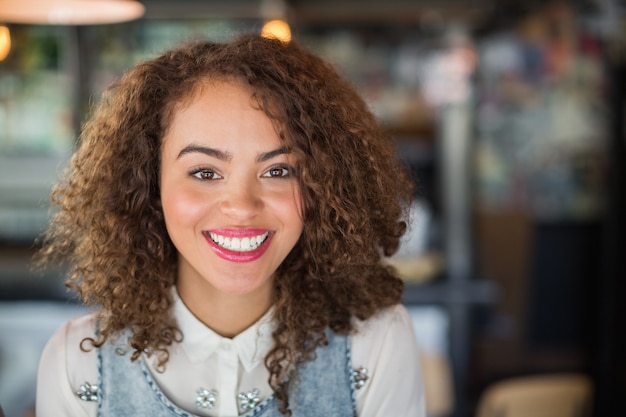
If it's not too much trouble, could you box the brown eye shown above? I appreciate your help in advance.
[263,166,290,178]
[191,169,222,180]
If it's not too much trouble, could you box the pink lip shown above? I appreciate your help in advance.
[202,229,273,263]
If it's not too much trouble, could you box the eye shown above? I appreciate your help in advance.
[191,169,223,180]
[262,166,291,178]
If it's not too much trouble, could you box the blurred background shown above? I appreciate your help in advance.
[0,0,624,416]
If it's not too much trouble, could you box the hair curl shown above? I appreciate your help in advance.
[37,33,414,415]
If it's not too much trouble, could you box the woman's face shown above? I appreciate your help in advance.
[160,81,303,308]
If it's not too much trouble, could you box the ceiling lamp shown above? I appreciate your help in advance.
[0,0,145,25]
[261,19,291,43]
[0,25,9,60]
[260,0,291,43]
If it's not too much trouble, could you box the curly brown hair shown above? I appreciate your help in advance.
[37,33,414,415]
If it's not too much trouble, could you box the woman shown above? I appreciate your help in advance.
[36,33,425,417]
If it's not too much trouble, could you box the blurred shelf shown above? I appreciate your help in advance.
[0,246,69,302]
[403,278,499,306]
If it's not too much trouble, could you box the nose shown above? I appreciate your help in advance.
[219,180,262,221]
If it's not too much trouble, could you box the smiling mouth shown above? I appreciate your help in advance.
[206,231,270,252]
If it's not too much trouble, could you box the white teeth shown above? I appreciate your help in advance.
[209,232,269,252]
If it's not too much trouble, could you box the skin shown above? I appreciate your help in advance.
[159,81,304,337]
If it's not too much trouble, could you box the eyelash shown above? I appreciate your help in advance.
[188,165,295,181]
[262,165,294,178]
[190,168,222,181]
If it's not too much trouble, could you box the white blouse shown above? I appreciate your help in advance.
[36,291,425,417]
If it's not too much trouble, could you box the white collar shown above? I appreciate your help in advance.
[171,288,275,372]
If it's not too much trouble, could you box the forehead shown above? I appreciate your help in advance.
[160,80,285,153]
[173,77,251,114]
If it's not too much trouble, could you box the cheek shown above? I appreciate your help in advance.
[161,186,211,229]
[270,190,304,231]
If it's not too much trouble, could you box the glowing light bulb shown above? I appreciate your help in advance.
[0,25,10,61]
[0,0,144,25]
[261,19,291,43]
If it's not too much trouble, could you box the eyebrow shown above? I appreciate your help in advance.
[177,145,232,161]
[256,147,288,163]
[176,144,288,163]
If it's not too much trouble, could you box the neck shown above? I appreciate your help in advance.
[176,280,273,338]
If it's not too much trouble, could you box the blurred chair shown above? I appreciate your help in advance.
[420,351,453,417]
[407,306,454,417]
[475,373,593,417]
